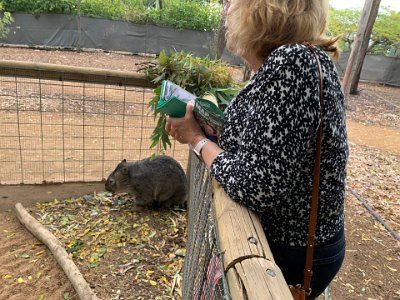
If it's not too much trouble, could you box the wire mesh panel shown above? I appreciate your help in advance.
[183,153,230,300]
[0,63,189,184]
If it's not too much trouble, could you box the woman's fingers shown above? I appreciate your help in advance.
[186,100,195,116]
[166,100,194,135]
[165,100,204,145]
[165,117,173,136]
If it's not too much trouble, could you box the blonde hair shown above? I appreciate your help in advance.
[225,0,340,60]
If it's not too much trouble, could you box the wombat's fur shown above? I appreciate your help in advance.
[105,156,187,209]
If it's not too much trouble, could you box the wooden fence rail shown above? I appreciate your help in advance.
[212,180,293,299]
[0,59,156,88]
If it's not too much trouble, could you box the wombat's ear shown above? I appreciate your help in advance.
[122,159,127,163]
[121,166,129,175]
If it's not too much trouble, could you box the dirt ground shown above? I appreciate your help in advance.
[0,47,399,300]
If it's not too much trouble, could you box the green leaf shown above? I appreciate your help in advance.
[66,240,83,253]
[98,247,107,258]
[158,52,168,65]
[161,132,171,149]
[153,74,165,84]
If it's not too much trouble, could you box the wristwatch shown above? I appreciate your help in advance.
[192,138,210,157]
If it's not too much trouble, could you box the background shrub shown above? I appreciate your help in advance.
[0,0,222,31]
[1,0,76,14]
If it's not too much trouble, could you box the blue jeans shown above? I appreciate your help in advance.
[269,227,345,299]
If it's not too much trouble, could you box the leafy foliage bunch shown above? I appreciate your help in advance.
[1,0,222,32]
[154,0,221,31]
[145,51,238,151]
[2,0,76,14]
[328,6,400,55]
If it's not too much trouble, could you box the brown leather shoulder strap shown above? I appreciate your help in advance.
[302,44,324,296]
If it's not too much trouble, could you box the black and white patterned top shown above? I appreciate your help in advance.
[210,43,348,246]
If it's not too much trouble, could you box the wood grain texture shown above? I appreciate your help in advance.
[212,179,293,299]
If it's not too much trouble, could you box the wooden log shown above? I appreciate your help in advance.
[14,202,101,300]
[0,59,156,88]
[212,180,293,299]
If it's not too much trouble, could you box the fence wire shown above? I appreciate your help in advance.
[183,153,230,300]
[0,61,233,299]
[0,63,189,184]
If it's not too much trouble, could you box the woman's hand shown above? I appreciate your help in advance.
[165,100,206,147]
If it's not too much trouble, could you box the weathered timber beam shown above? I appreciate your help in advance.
[212,180,293,300]
[0,59,157,88]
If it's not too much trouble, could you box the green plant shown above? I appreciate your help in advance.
[145,51,239,152]
[2,0,222,32]
[2,0,77,14]
[0,2,13,39]
[155,0,221,31]
[80,0,126,20]
[328,7,400,55]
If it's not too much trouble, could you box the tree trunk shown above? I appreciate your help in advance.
[215,17,226,59]
[157,0,162,10]
[215,0,227,59]
[76,0,81,52]
[342,0,381,97]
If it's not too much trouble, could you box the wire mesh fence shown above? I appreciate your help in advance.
[0,60,232,299]
[0,60,288,299]
[183,152,230,300]
[0,61,189,184]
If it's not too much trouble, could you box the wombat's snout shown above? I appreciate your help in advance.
[105,177,116,192]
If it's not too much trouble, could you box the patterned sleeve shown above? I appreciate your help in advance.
[210,52,321,212]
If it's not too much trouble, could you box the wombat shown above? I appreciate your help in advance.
[105,155,187,209]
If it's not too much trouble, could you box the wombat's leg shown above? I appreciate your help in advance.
[134,195,155,208]
[131,203,146,212]
[127,191,150,211]
[162,191,187,208]
[151,200,161,210]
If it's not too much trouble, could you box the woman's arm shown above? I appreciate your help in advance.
[166,46,321,213]
[210,55,321,212]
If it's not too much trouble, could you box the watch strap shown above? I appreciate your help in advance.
[193,138,210,156]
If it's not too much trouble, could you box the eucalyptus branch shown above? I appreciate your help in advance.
[145,51,239,151]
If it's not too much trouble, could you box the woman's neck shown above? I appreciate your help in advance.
[246,55,264,73]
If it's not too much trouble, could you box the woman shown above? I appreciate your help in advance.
[166,0,348,298]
